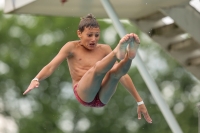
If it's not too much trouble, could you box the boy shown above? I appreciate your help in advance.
[23,14,152,123]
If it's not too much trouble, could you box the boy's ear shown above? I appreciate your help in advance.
[77,30,81,38]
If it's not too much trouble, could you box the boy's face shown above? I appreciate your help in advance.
[77,27,100,50]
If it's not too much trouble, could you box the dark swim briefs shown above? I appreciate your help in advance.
[73,84,105,107]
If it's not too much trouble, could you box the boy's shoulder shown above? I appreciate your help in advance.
[97,43,112,54]
[62,40,80,49]
[98,43,111,49]
[66,40,79,45]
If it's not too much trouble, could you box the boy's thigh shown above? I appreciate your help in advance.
[76,67,105,102]
[99,74,119,104]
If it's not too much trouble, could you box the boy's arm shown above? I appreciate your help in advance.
[120,74,152,123]
[23,42,73,95]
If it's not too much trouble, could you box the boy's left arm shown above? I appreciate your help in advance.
[120,74,152,123]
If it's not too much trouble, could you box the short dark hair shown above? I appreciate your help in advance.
[78,14,100,32]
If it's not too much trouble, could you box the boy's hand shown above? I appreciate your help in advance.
[137,104,152,123]
[23,80,40,95]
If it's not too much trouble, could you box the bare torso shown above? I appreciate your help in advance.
[66,41,110,86]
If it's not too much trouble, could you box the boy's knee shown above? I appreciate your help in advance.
[93,61,107,75]
[109,68,121,79]
[95,61,101,68]
[109,66,127,79]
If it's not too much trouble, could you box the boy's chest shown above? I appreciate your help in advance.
[73,48,106,67]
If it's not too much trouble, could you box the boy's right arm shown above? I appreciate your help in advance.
[23,42,73,95]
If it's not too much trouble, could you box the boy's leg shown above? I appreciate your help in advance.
[76,51,117,102]
[99,54,132,104]
[98,33,140,103]
[76,35,131,102]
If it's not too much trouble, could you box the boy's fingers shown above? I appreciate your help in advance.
[23,83,39,95]
[138,111,142,120]
[23,89,30,95]
[143,112,152,123]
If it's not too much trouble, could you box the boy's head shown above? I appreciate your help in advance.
[77,14,100,50]
[78,14,100,33]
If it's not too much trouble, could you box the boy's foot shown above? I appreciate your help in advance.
[115,33,140,60]
[127,38,140,59]
[115,34,131,60]
[127,33,140,59]
[116,41,128,60]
